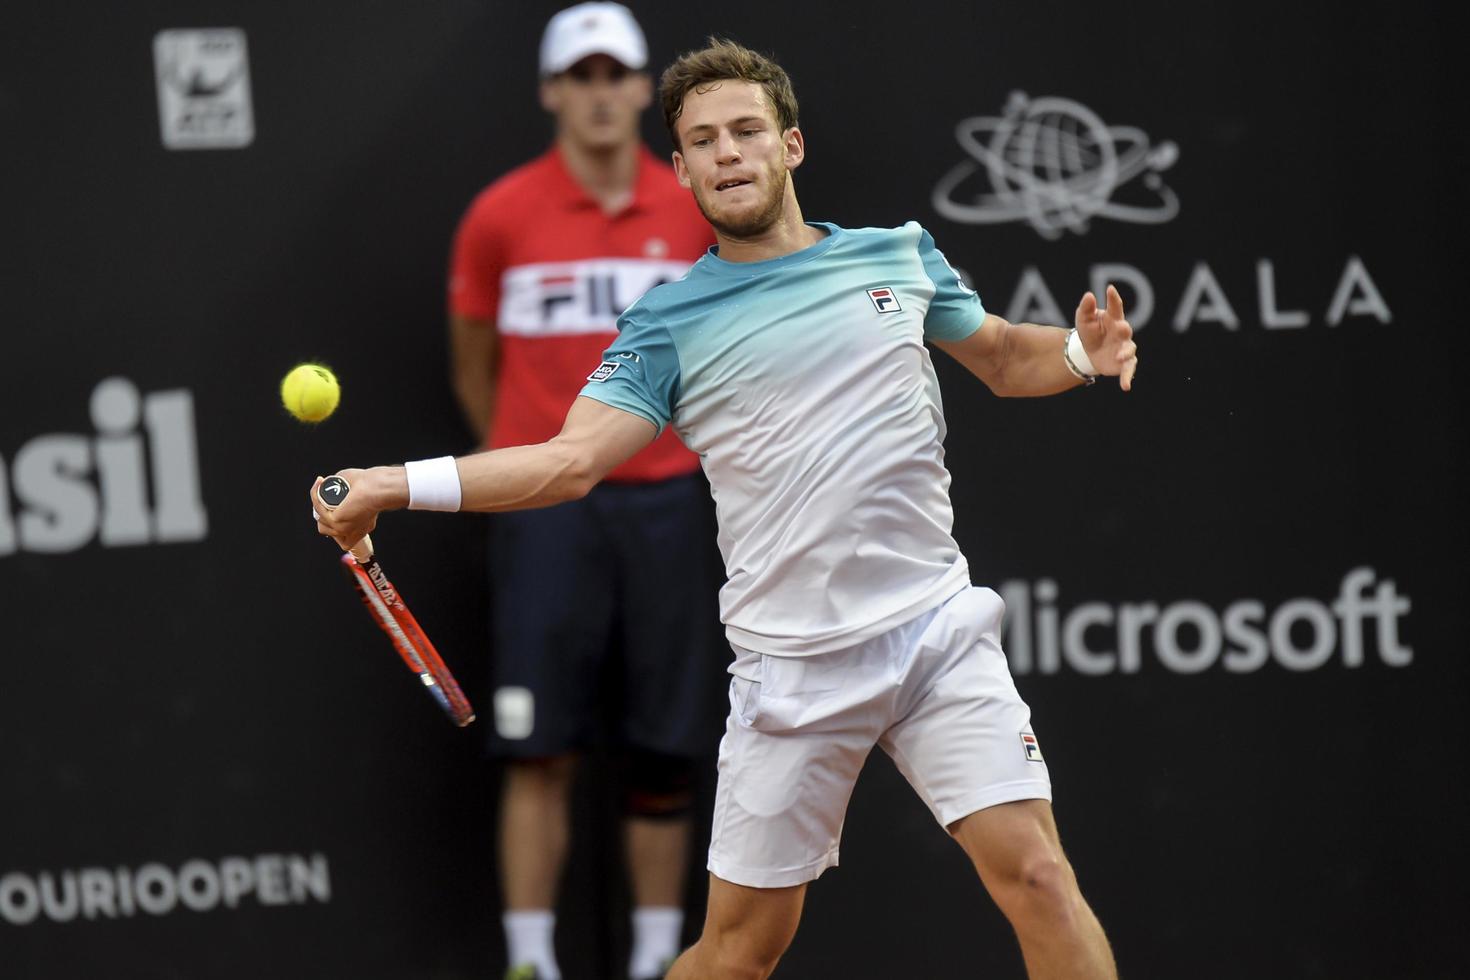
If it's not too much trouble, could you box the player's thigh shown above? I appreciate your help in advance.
[700,872,807,960]
[878,586,1052,829]
[949,799,1081,909]
[949,797,1062,872]
[487,505,616,754]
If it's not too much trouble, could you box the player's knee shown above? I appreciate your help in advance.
[707,948,782,980]
[993,849,1082,927]
[624,748,695,820]
[699,890,800,976]
[1015,851,1072,899]
[699,925,792,979]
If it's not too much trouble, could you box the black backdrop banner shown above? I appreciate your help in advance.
[2,1,1465,977]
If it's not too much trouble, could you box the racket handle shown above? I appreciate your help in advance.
[316,476,375,562]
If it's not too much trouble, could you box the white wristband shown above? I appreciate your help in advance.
[405,456,462,512]
[1064,328,1098,380]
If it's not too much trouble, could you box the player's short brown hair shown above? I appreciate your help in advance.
[659,38,799,149]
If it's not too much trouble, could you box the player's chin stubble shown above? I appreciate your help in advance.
[696,165,788,239]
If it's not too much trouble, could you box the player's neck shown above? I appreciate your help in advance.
[556,134,640,214]
[713,190,823,263]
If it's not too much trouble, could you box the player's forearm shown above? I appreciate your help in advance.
[992,321,1084,397]
[355,441,593,517]
[455,439,595,511]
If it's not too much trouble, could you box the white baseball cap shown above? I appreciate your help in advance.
[539,2,648,76]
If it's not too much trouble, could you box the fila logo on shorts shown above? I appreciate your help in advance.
[866,286,901,313]
[1021,732,1044,762]
[587,361,620,383]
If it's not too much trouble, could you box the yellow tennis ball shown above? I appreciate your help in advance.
[281,363,340,422]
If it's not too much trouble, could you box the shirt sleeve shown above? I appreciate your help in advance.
[916,226,987,342]
[447,195,505,320]
[577,303,681,434]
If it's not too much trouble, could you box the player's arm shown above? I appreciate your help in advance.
[934,314,1077,398]
[449,313,500,441]
[311,398,656,549]
[457,396,656,510]
[933,285,1139,396]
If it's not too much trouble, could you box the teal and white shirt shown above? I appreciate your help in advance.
[579,221,985,658]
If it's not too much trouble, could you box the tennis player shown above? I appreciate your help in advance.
[315,38,1131,980]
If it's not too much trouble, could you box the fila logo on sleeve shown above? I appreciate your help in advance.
[866,286,902,313]
[1020,732,1044,762]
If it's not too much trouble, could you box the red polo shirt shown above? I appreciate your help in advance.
[449,145,713,483]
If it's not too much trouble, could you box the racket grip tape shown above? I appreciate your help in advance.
[315,475,375,561]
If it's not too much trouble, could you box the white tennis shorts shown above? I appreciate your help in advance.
[707,585,1052,889]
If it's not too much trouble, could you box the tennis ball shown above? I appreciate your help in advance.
[281,363,340,422]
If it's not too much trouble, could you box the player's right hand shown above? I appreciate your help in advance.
[311,469,377,553]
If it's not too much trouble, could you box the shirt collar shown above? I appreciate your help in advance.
[699,222,843,276]
[549,143,663,215]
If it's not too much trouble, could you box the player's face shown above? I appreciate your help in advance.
[541,55,652,151]
[672,80,803,238]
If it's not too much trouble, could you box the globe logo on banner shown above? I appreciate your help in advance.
[153,28,255,150]
[932,91,1179,240]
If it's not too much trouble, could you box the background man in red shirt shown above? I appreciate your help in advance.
[447,5,721,979]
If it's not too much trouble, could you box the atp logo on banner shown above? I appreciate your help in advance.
[0,377,208,557]
[153,29,255,150]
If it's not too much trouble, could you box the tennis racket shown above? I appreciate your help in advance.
[316,476,475,727]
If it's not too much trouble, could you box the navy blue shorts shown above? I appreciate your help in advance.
[486,472,725,759]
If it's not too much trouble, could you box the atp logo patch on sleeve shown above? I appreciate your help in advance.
[587,361,621,382]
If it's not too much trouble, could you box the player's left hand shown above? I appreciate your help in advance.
[1075,284,1138,391]
[310,469,377,553]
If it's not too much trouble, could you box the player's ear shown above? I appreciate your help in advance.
[783,127,805,172]
[672,150,691,188]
